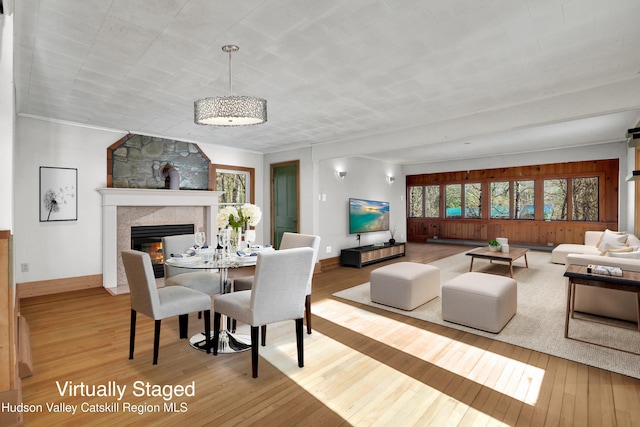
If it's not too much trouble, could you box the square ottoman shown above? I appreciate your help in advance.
[441,272,517,333]
[370,262,440,310]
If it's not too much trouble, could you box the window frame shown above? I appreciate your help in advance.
[211,164,256,206]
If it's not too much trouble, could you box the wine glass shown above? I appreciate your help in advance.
[244,229,256,253]
[195,231,206,248]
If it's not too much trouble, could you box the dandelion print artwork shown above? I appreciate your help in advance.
[39,167,78,221]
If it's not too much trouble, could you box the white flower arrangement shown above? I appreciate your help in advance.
[240,203,262,227]
[216,203,262,229]
[216,206,238,229]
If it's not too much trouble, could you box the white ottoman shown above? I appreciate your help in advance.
[441,272,517,333]
[370,262,440,310]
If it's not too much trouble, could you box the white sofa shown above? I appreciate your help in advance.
[551,230,640,264]
[551,231,602,264]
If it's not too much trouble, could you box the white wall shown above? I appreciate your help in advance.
[13,117,264,284]
[0,13,14,231]
[315,156,405,259]
[14,117,125,283]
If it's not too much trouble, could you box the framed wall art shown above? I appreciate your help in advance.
[39,166,78,222]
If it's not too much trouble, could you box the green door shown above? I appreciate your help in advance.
[271,161,299,249]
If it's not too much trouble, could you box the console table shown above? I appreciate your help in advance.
[563,264,640,354]
[340,242,406,268]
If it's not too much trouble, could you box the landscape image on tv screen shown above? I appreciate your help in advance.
[349,198,390,234]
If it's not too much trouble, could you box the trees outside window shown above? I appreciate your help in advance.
[572,177,599,221]
[464,183,482,218]
[514,180,535,220]
[425,185,440,218]
[445,184,462,218]
[406,175,599,222]
[544,179,568,220]
[408,186,423,217]
[490,182,510,219]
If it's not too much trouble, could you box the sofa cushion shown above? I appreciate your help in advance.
[551,243,600,264]
[596,229,628,251]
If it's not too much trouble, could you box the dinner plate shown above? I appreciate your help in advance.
[170,256,200,265]
[235,255,257,264]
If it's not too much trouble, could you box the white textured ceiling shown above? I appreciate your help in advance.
[12,0,640,164]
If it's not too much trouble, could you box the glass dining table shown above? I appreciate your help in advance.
[165,252,264,354]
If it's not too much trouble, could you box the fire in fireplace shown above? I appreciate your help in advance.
[131,224,195,278]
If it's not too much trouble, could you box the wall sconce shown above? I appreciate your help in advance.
[335,171,347,180]
[386,176,395,184]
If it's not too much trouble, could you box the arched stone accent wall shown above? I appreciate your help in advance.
[106,134,213,190]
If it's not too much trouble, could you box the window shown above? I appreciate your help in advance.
[213,165,255,207]
[572,177,599,221]
[544,179,568,220]
[445,184,462,218]
[490,182,510,219]
[425,185,440,218]
[408,186,424,217]
[464,183,482,218]
[514,180,535,220]
[406,167,604,222]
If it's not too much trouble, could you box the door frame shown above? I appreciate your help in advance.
[270,160,300,246]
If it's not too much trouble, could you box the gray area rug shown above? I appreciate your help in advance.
[333,250,640,379]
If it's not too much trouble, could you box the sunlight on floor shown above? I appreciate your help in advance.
[312,298,544,406]
[256,296,547,424]
[259,322,492,426]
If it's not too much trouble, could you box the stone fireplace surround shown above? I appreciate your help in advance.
[98,188,223,294]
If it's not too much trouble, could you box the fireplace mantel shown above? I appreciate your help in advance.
[98,188,223,292]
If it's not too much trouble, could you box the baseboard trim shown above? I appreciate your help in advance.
[320,256,340,271]
[17,274,103,299]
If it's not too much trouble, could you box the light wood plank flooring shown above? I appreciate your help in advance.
[19,243,640,426]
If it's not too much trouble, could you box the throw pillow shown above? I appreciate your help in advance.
[627,235,640,247]
[596,229,628,252]
[601,246,634,256]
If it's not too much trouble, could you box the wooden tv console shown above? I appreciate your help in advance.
[340,242,406,268]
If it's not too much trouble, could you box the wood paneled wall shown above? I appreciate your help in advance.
[407,159,619,246]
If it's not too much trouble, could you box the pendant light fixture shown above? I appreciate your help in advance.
[194,45,267,126]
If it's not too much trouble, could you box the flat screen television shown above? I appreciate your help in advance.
[349,198,390,234]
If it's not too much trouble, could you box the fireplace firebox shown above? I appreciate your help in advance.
[131,224,194,278]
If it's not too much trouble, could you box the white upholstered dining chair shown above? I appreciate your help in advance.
[213,247,316,378]
[233,232,321,335]
[162,234,221,295]
[122,250,211,365]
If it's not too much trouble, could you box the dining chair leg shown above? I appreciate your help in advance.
[129,309,137,360]
[212,312,221,356]
[251,326,259,378]
[178,314,189,339]
[305,294,312,334]
[203,310,211,354]
[153,320,161,365]
[261,325,267,346]
[295,318,304,368]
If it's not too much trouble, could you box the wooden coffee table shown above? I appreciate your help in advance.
[466,247,529,278]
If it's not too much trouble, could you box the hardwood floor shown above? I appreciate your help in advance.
[19,243,640,426]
